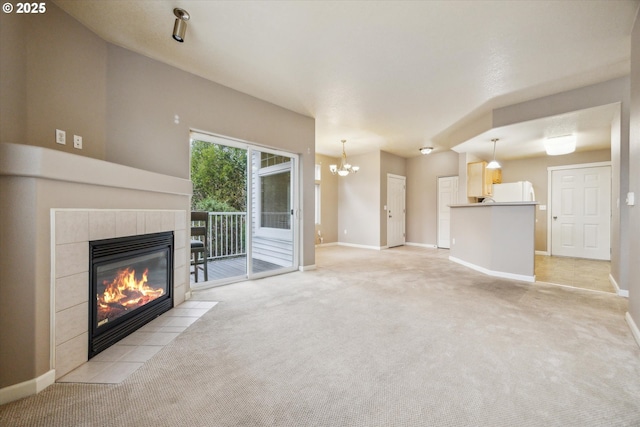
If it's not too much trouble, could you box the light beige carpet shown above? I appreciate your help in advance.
[2,246,639,426]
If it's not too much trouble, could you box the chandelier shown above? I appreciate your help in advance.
[330,140,360,176]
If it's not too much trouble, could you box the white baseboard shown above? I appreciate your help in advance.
[406,242,438,249]
[626,312,640,350]
[315,242,338,248]
[449,256,535,283]
[338,242,383,251]
[0,369,55,405]
[535,250,549,256]
[609,274,629,298]
[184,290,192,301]
[299,264,316,271]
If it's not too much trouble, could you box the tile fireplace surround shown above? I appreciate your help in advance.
[0,142,192,404]
[53,208,187,379]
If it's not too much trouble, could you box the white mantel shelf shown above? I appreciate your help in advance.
[0,142,192,195]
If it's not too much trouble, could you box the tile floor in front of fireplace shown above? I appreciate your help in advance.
[57,300,218,384]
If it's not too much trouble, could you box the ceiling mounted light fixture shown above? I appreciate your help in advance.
[419,147,433,155]
[172,8,190,43]
[544,134,576,156]
[330,140,359,176]
[486,138,501,169]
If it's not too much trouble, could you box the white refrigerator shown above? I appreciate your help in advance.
[492,181,535,202]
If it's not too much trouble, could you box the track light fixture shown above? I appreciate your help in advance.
[172,8,190,43]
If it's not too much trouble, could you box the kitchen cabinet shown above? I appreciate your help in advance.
[467,161,493,198]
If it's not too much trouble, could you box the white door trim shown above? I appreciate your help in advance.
[546,161,611,256]
[387,173,406,248]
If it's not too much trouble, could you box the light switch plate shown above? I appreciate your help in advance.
[626,192,635,206]
[55,129,66,145]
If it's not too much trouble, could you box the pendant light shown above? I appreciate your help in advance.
[486,138,501,169]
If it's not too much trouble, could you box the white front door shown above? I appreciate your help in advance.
[437,176,458,249]
[550,165,611,260]
[387,174,406,248]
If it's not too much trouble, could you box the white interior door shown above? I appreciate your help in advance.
[550,165,611,260]
[387,174,406,248]
[438,176,458,248]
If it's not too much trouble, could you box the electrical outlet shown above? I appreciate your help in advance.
[56,129,66,145]
[73,135,82,149]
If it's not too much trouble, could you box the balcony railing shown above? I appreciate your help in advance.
[207,212,246,259]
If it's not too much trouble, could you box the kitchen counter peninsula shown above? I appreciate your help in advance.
[448,202,537,282]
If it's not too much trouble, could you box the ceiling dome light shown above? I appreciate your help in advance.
[419,147,433,155]
[545,134,576,156]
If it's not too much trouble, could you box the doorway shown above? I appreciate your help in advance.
[549,162,611,260]
[437,176,459,249]
[387,174,406,248]
[190,132,299,287]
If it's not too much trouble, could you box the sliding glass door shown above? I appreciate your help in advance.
[190,132,298,287]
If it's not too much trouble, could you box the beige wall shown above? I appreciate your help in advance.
[0,2,315,264]
[0,4,106,158]
[406,151,459,246]
[332,149,406,249]
[315,154,339,244]
[105,44,316,267]
[500,149,611,253]
[0,13,27,144]
[628,8,640,335]
[338,151,381,247]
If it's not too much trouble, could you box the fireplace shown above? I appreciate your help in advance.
[89,231,174,358]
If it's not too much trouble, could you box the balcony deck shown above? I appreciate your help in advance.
[190,255,283,283]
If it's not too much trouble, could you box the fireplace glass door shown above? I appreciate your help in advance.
[95,250,168,328]
[90,231,173,357]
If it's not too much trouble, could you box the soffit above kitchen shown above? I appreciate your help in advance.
[53,0,639,158]
[451,103,619,161]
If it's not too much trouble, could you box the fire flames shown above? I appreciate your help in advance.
[97,267,164,325]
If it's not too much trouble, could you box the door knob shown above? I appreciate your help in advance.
[553,216,557,220]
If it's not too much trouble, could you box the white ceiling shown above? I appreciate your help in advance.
[54,0,639,160]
